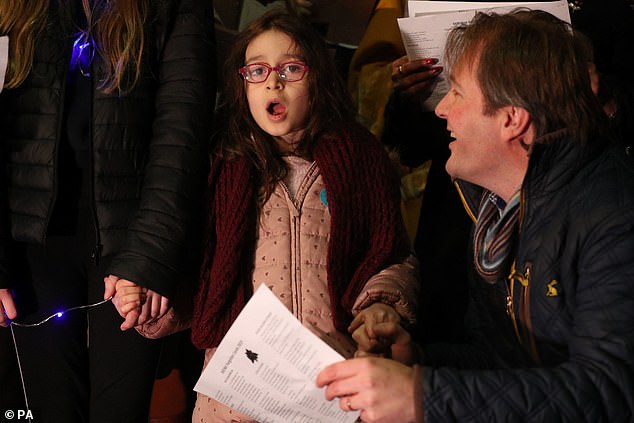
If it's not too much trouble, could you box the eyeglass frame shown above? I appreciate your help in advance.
[238,61,310,84]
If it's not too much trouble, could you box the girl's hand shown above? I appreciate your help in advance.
[104,275,170,330]
[349,303,400,356]
[113,279,147,315]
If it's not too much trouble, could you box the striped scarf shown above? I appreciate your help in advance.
[473,190,521,283]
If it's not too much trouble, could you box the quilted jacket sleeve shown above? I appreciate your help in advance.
[416,207,634,422]
[106,0,215,297]
[352,253,421,325]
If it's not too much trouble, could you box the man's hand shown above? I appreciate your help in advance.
[316,357,416,423]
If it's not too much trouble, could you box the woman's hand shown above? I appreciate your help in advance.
[392,55,443,103]
[0,288,17,327]
[110,279,147,316]
[104,275,170,330]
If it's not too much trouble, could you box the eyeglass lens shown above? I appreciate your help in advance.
[242,62,307,83]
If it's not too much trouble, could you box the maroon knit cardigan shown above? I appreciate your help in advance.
[191,123,408,349]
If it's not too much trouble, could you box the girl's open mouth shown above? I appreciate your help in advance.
[267,100,286,116]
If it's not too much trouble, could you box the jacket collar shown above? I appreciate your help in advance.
[455,129,605,223]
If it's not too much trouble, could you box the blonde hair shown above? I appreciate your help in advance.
[0,0,48,89]
[0,0,149,94]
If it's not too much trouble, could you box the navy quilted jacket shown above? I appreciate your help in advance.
[0,0,215,296]
[418,134,634,422]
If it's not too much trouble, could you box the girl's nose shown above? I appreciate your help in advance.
[265,71,283,89]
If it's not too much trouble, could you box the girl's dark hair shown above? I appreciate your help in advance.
[213,9,356,203]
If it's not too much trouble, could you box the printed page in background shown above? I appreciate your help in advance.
[194,284,359,423]
[1,36,8,94]
[407,1,539,17]
[397,0,570,110]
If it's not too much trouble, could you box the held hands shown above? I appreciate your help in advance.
[349,303,417,365]
[316,357,417,423]
[392,55,443,104]
[0,288,17,327]
[318,303,420,421]
[350,303,401,357]
[104,275,170,331]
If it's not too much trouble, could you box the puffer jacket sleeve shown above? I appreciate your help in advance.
[106,0,215,297]
[0,131,11,289]
[352,253,421,325]
[419,207,634,422]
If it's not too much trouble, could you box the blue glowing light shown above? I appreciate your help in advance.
[70,32,95,77]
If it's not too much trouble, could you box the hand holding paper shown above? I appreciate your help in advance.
[194,285,360,423]
[397,1,571,110]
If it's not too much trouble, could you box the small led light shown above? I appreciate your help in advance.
[10,297,112,328]
[9,296,114,423]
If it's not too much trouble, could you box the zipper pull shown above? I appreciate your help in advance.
[508,261,530,287]
[506,294,514,317]
[91,243,103,266]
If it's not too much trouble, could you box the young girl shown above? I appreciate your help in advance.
[127,9,420,422]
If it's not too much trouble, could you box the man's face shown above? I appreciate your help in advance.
[435,63,506,188]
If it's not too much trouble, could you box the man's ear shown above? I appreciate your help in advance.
[501,105,533,150]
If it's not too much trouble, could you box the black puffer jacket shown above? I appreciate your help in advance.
[418,132,634,422]
[0,0,215,295]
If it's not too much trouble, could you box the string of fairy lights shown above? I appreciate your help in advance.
[7,297,113,422]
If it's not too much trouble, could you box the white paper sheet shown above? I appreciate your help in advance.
[194,285,359,423]
[407,1,557,17]
[398,0,571,110]
[0,36,9,94]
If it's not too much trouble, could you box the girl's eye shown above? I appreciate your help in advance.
[251,65,267,76]
[284,63,303,75]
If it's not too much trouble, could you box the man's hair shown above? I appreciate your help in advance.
[444,9,606,144]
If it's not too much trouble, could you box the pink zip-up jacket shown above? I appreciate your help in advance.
[192,156,420,422]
